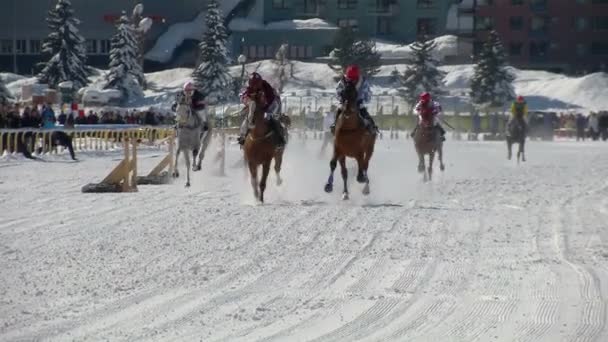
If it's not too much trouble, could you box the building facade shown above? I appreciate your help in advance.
[0,0,465,74]
[474,0,608,73]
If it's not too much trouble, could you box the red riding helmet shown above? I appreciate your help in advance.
[420,92,431,103]
[345,65,360,82]
[248,72,263,88]
[516,95,525,103]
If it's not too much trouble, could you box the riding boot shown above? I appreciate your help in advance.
[269,118,286,148]
[410,124,419,138]
[437,124,446,141]
[330,108,342,134]
[238,129,248,146]
[360,107,378,134]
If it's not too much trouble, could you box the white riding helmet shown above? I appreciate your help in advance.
[183,81,195,92]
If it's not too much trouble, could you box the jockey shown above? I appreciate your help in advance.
[331,65,378,134]
[509,95,528,134]
[237,72,286,148]
[171,81,209,130]
[411,92,446,141]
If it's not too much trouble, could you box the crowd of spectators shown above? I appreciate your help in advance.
[0,103,175,129]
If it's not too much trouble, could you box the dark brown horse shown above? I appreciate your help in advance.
[324,80,376,200]
[413,121,444,182]
[506,119,526,163]
[242,92,285,203]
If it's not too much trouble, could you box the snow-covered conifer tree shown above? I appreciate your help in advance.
[470,30,515,109]
[192,0,233,104]
[328,26,381,78]
[104,13,143,100]
[37,0,89,89]
[399,37,446,108]
[0,79,12,104]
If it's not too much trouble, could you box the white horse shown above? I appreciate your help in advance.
[174,92,211,187]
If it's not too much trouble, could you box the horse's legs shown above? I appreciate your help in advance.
[195,130,211,171]
[324,151,338,193]
[356,153,366,184]
[274,150,284,186]
[339,156,349,200]
[507,140,512,160]
[173,147,180,178]
[438,144,445,171]
[428,151,435,181]
[520,139,526,162]
[248,162,259,201]
[184,149,191,187]
[417,151,425,173]
[260,160,271,203]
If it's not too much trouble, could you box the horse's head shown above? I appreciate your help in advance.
[343,80,358,110]
[175,92,192,126]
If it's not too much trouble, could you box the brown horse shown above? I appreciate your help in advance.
[324,80,376,200]
[242,92,285,203]
[413,121,445,182]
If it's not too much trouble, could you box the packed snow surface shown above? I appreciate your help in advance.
[0,136,607,341]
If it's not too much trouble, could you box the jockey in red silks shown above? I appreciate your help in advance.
[411,92,446,141]
[331,64,378,134]
[237,72,286,147]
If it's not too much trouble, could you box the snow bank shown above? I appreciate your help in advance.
[145,0,242,64]
[375,35,459,60]
[229,18,337,31]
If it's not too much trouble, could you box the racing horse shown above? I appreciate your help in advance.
[506,118,526,163]
[242,91,285,203]
[413,120,445,182]
[324,80,376,200]
[173,91,206,187]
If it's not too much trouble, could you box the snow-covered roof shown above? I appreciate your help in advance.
[144,0,242,64]
[229,18,337,32]
[374,35,459,60]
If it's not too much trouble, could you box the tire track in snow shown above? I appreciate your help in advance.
[555,195,607,342]
[305,212,450,342]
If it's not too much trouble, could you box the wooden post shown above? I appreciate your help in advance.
[219,131,226,176]
[131,136,138,192]
[122,138,130,193]
[169,132,175,177]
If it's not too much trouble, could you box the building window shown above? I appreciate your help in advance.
[512,0,524,4]
[100,40,111,54]
[297,46,306,58]
[29,40,41,54]
[304,0,320,13]
[306,46,313,58]
[591,42,608,55]
[257,46,265,58]
[417,18,437,35]
[592,17,608,30]
[338,0,357,9]
[576,43,587,56]
[510,17,524,30]
[477,0,494,5]
[529,41,548,57]
[575,17,588,31]
[248,45,256,58]
[272,0,288,9]
[338,18,359,30]
[266,46,274,58]
[509,42,523,55]
[377,17,392,35]
[86,39,98,54]
[417,0,435,8]
[290,45,297,58]
[475,17,494,30]
[1,40,13,54]
[530,16,549,32]
[15,40,27,54]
